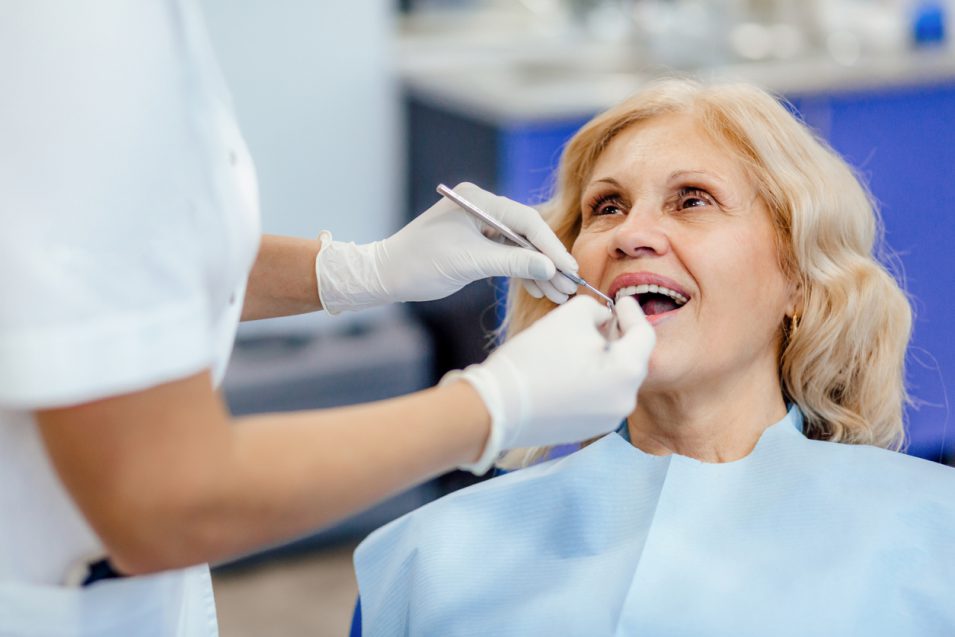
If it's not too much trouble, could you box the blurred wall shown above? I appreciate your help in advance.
[200,1,401,244]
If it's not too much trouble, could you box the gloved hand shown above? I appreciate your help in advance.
[315,182,578,314]
[444,295,656,474]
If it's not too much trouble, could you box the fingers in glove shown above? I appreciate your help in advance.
[611,296,656,358]
[475,242,557,281]
[536,278,569,305]
[452,182,579,275]
[515,217,578,275]
[522,279,545,299]
[451,182,489,202]
[500,205,578,275]
[550,272,579,296]
[613,295,640,327]
[517,269,573,303]
[524,295,609,355]
[550,294,612,326]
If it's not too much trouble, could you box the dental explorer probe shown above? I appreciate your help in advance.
[436,184,616,310]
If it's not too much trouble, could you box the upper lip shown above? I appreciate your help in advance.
[608,272,692,302]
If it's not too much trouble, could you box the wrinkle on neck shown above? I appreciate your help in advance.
[627,360,787,463]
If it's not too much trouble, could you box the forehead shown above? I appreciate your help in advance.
[589,111,754,189]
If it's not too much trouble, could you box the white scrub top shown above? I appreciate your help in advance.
[0,2,260,635]
[355,407,955,636]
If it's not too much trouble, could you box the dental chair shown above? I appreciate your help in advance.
[349,598,361,637]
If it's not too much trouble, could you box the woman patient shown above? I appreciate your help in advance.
[353,79,955,636]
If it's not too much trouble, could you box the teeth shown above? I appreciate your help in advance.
[614,284,688,305]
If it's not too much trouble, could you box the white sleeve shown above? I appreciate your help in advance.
[0,2,225,409]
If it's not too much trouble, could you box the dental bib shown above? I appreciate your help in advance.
[354,406,955,636]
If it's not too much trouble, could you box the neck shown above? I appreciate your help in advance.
[627,361,787,463]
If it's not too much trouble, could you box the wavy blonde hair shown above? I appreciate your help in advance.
[499,79,912,468]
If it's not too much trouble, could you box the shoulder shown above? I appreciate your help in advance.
[806,435,953,474]
[353,435,649,632]
[360,443,591,544]
[799,435,955,498]
[355,433,637,560]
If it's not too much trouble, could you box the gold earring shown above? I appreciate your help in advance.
[787,313,800,342]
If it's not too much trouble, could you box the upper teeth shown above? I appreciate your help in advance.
[615,284,688,305]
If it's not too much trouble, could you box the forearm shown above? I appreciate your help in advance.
[216,383,485,559]
[111,382,489,573]
[242,234,324,321]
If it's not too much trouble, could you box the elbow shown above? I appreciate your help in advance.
[106,534,200,577]
[108,545,185,578]
[100,526,206,577]
[104,521,228,577]
[94,491,233,576]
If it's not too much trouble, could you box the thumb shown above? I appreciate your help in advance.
[550,294,612,327]
[614,295,647,331]
[613,296,656,356]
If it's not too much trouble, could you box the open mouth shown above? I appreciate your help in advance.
[614,284,689,316]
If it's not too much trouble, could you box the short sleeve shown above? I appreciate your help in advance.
[0,3,233,409]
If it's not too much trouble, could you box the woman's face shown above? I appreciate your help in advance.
[572,112,795,394]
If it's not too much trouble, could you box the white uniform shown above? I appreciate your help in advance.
[0,2,260,634]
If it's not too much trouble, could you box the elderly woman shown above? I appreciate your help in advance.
[352,80,955,636]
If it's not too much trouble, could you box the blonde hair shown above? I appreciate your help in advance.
[500,79,912,468]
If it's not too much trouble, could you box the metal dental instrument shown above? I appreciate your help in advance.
[436,184,616,311]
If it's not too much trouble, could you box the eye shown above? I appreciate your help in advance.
[677,187,714,210]
[587,193,626,217]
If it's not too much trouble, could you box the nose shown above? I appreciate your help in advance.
[608,209,670,260]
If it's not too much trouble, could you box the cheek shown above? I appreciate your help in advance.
[741,236,789,310]
[700,234,788,330]
[571,232,609,283]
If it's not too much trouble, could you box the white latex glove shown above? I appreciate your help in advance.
[444,295,656,474]
[315,182,579,314]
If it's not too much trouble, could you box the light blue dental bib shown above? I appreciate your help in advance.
[354,407,955,636]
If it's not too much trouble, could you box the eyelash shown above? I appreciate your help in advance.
[587,193,625,216]
[677,187,715,209]
[586,187,716,217]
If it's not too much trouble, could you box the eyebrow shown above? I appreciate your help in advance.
[586,171,728,189]
[586,177,623,189]
[667,169,728,185]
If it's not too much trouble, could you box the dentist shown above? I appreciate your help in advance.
[0,3,655,635]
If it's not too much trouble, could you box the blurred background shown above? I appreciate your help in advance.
[200,0,955,634]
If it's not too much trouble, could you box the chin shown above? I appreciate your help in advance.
[640,349,691,394]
